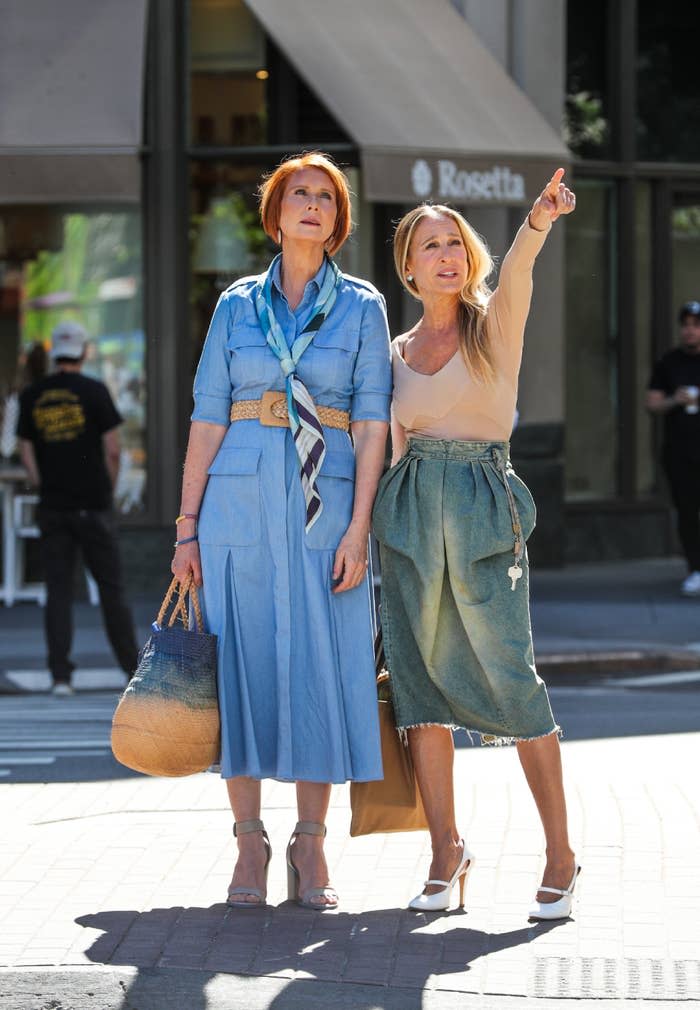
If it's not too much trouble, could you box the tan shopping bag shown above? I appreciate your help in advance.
[349,630,428,835]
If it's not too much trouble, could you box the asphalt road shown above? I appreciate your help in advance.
[1,668,699,783]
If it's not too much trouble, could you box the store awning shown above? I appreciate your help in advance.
[246,0,569,206]
[0,0,148,204]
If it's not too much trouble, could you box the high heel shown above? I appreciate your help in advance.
[226,819,272,908]
[528,863,581,921]
[286,821,339,910]
[408,841,475,912]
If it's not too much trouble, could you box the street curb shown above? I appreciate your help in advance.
[0,966,673,1010]
[537,648,700,676]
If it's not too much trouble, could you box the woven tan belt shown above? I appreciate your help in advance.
[230,391,350,432]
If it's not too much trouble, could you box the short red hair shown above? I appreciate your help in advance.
[258,151,352,257]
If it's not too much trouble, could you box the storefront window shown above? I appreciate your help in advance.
[0,207,146,514]
[672,197,700,322]
[565,180,618,500]
[189,161,271,366]
[565,0,611,159]
[637,2,700,162]
[189,0,268,147]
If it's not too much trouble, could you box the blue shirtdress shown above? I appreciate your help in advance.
[191,259,392,783]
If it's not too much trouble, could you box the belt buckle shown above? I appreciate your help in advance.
[260,390,289,428]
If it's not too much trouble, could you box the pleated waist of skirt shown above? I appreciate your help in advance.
[404,437,524,573]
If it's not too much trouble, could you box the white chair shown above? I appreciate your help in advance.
[12,494,99,606]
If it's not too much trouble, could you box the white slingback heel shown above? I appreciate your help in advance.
[408,841,475,912]
[528,864,581,921]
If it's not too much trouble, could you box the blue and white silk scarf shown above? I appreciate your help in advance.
[255,253,343,532]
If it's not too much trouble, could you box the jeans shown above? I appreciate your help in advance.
[37,508,139,684]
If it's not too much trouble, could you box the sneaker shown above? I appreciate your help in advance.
[681,571,700,596]
[52,682,75,696]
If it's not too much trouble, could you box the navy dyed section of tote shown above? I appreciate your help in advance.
[131,626,218,706]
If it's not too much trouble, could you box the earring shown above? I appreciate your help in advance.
[406,274,414,283]
[277,228,282,244]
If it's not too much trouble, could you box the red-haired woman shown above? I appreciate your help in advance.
[172,153,391,910]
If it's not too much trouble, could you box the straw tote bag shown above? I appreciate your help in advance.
[349,629,428,836]
[111,576,219,776]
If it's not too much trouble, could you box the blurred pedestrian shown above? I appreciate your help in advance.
[372,169,580,920]
[647,301,700,596]
[16,321,138,695]
[23,342,48,386]
[171,152,391,910]
[0,342,47,460]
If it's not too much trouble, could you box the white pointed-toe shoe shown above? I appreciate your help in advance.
[408,842,475,912]
[528,864,581,921]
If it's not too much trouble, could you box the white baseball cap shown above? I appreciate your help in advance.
[50,321,88,359]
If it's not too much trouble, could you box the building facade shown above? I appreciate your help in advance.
[1,0,699,577]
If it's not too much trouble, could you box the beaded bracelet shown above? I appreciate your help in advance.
[174,534,199,547]
[176,513,198,524]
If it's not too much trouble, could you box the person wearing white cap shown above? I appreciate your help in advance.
[16,321,139,694]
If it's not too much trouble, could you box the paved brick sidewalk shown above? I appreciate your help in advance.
[1,731,699,1004]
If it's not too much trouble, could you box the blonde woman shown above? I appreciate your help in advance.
[372,170,580,919]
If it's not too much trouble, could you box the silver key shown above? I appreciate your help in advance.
[508,564,522,591]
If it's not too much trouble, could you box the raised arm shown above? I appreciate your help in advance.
[490,168,576,350]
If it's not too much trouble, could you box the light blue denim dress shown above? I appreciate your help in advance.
[192,259,392,782]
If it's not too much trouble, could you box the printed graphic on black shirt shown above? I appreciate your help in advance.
[32,388,87,443]
[17,372,122,511]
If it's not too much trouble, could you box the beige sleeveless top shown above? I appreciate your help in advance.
[391,218,550,445]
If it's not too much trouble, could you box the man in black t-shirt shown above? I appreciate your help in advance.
[17,322,138,694]
[647,300,700,596]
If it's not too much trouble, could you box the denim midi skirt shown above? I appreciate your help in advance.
[372,438,558,743]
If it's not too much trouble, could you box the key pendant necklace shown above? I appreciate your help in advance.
[508,564,523,591]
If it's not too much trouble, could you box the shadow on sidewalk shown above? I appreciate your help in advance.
[76,904,566,1006]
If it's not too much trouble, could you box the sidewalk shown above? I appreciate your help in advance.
[1,726,698,1006]
[2,556,700,686]
[1,557,700,1006]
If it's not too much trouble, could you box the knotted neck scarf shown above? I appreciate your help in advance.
[255,253,343,532]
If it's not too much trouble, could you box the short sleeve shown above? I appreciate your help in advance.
[191,293,234,425]
[350,292,392,422]
[648,357,670,393]
[93,383,122,434]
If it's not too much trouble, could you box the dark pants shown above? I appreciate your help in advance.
[663,454,700,572]
[38,508,139,684]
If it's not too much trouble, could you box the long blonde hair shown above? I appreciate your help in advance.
[393,204,495,383]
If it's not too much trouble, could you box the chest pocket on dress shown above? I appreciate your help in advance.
[305,451,355,551]
[200,447,262,547]
[227,325,269,390]
[308,329,358,395]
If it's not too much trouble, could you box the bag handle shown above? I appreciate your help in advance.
[156,576,204,633]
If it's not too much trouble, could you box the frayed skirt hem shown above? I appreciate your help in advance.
[396,721,562,748]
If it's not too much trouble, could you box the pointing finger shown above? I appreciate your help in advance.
[546,167,566,198]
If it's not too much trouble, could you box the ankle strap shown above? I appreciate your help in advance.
[233,818,265,836]
[293,821,326,837]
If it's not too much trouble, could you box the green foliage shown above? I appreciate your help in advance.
[22,213,142,347]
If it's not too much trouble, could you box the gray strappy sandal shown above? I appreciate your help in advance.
[286,821,339,910]
[226,819,272,908]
